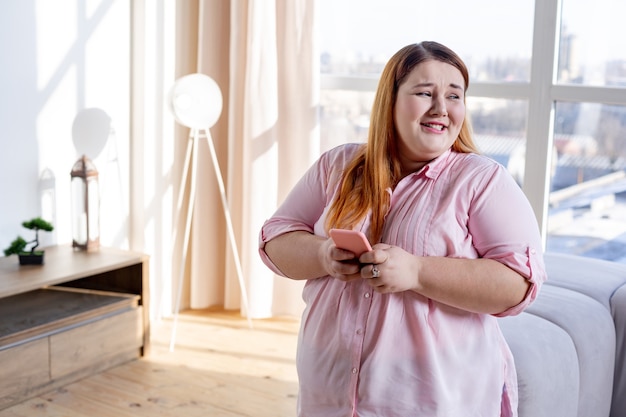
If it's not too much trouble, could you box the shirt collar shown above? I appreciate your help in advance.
[407,149,453,180]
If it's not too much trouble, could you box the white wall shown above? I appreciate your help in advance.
[0,0,131,252]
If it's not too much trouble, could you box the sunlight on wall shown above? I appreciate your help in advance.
[35,1,77,91]
[28,0,130,249]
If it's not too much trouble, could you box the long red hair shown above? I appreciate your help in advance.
[325,41,479,243]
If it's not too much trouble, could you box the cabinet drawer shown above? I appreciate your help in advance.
[0,338,49,407]
[50,307,143,379]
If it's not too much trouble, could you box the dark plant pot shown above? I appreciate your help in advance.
[18,252,45,265]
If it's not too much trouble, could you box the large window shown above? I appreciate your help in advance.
[320,0,626,264]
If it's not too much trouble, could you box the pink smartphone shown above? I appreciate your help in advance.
[329,229,372,256]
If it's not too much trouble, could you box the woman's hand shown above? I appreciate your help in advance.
[322,238,367,282]
[325,241,421,291]
[358,244,420,293]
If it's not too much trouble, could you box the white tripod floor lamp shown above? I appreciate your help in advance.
[168,73,252,351]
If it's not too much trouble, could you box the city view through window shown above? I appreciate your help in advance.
[319,0,626,264]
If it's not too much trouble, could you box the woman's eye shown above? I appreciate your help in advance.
[416,91,431,97]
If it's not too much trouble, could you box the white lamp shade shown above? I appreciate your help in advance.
[169,73,223,129]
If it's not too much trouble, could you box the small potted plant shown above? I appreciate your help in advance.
[3,217,54,265]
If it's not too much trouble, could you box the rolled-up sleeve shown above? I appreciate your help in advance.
[467,164,547,317]
[491,245,545,317]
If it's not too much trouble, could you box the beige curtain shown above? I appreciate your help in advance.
[173,0,318,318]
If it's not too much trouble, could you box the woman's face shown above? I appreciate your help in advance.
[393,59,466,173]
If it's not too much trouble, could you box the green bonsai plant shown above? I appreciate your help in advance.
[3,217,54,265]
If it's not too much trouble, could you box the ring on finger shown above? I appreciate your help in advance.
[372,265,380,278]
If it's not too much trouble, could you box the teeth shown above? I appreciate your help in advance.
[424,123,444,131]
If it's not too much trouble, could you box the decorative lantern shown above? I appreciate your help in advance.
[70,155,100,251]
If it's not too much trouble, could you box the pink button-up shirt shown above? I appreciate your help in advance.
[259,144,546,417]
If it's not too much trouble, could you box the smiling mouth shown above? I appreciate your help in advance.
[422,122,446,131]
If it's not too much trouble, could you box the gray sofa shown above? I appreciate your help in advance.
[499,252,626,417]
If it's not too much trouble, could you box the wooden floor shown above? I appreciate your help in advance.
[0,309,301,417]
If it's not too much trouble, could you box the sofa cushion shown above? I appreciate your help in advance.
[543,252,626,309]
[544,252,626,417]
[525,285,615,417]
[499,313,579,417]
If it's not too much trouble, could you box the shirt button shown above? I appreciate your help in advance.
[352,367,358,374]
[530,248,536,254]
[356,329,363,335]
[364,293,371,298]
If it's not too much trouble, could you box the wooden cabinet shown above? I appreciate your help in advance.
[0,245,149,410]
